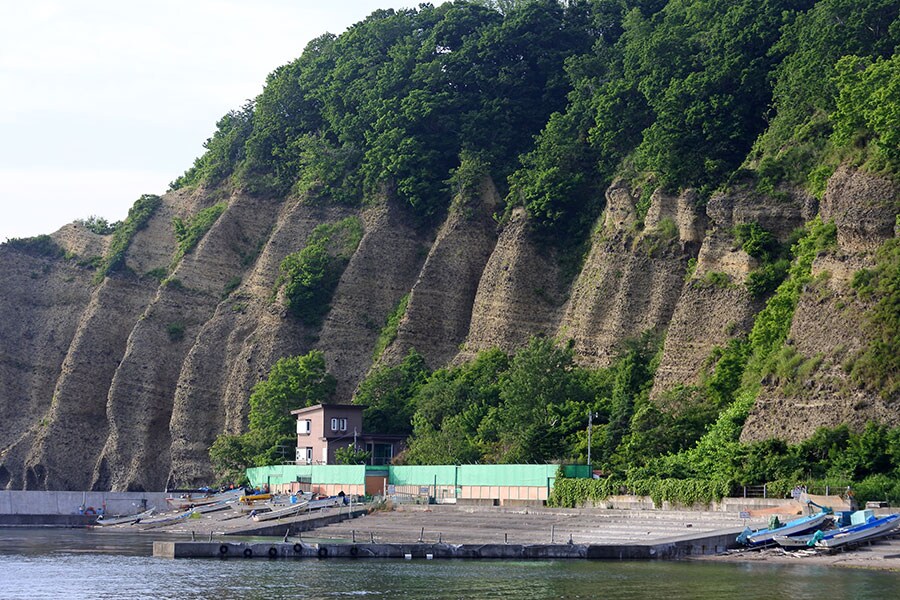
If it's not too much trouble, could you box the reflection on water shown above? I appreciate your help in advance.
[0,529,898,599]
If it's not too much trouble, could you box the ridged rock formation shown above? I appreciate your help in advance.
[0,165,896,490]
[558,183,698,368]
[380,179,500,369]
[454,205,564,362]
[649,188,809,400]
[741,168,900,442]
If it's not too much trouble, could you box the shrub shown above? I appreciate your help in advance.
[701,271,731,287]
[734,222,777,261]
[222,276,242,298]
[94,194,162,283]
[745,259,790,298]
[2,235,63,258]
[849,238,900,398]
[166,322,185,342]
[75,215,119,235]
[171,202,227,266]
[372,294,409,361]
[274,217,363,325]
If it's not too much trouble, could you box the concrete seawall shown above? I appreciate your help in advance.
[155,527,742,561]
[0,490,170,526]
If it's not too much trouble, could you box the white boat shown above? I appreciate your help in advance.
[137,508,195,529]
[249,495,344,521]
[309,496,344,511]
[94,508,155,526]
[251,500,309,522]
[165,488,244,510]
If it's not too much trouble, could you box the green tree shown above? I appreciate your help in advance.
[334,445,372,465]
[354,349,429,435]
[832,54,900,166]
[274,217,363,325]
[495,336,593,463]
[247,351,336,463]
[208,434,254,486]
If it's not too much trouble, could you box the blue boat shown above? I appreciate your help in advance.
[811,513,900,549]
[737,509,833,547]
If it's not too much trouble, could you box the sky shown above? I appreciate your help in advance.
[0,0,444,242]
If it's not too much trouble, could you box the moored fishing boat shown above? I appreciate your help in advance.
[737,510,834,547]
[165,488,244,510]
[137,508,195,530]
[814,513,900,549]
[251,499,310,522]
[94,508,155,526]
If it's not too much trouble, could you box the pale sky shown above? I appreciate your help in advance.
[0,0,443,242]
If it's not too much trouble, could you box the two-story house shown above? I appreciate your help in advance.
[291,403,404,465]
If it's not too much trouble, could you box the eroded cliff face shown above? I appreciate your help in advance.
[649,187,811,401]
[557,182,699,369]
[379,179,500,369]
[741,168,900,443]
[0,165,896,489]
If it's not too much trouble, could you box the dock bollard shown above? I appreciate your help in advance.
[418,527,424,543]
[370,532,375,543]
[505,533,508,544]
[551,525,555,543]
[438,532,442,543]
[191,531,196,541]
[352,530,356,543]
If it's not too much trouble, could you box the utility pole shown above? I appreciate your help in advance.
[587,411,595,470]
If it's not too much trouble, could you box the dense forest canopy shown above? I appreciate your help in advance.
[199,0,899,503]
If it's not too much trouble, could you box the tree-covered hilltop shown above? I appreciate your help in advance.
[173,0,897,232]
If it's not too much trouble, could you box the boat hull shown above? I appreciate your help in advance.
[739,511,833,547]
[816,514,900,549]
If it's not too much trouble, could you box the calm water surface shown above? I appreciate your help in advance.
[1,529,898,599]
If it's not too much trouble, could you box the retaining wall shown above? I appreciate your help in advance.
[0,491,170,516]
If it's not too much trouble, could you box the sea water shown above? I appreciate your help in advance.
[1,529,898,599]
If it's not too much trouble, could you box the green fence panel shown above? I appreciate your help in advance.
[248,464,589,488]
[389,465,458,486]
[562,465,592,479]
[246,466,304,488]
[457,465,562,487]
[311,465,366,485]
[246,465,365,487]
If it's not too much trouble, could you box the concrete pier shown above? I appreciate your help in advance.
[154,527,742,561]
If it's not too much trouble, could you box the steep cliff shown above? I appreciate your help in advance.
[1,162,896,489]
[379,179,500,369]
[558,182,699,369]
[741,168,900,443]
[649,187,812,400]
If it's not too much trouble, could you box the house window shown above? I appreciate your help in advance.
[297,419,311,435]
[331,418,338,431]
[339,418,347,431]
[331,418,348,432]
